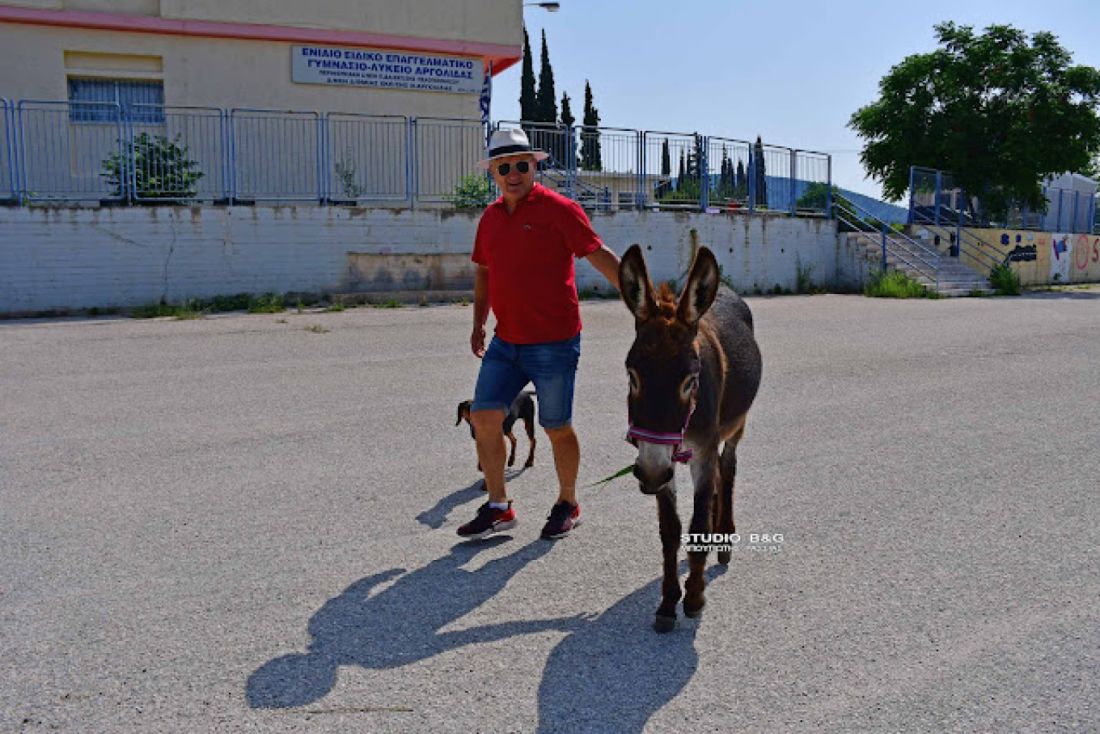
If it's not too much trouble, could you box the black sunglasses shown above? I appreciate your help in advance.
[496,161,531,176]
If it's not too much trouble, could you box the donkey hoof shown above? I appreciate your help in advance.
[654,614,677,633]
[684,601,705,619]
[717,550,732,565]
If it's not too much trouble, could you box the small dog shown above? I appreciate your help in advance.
[455,391,537,474]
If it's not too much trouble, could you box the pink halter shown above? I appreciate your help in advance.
[625,398,697,464]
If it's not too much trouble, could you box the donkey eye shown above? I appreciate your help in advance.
[628,368,640,395]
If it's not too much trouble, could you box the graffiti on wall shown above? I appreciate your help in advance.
[1070,233,1100,282]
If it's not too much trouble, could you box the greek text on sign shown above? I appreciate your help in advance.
[292,46,483,94]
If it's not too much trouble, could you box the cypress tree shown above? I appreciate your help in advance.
[581,80,602,171]
[720,146,731,196]
[735,159,746,198]
[536,30,557,124]
[753,136,768,207]
[661,138,671,176]
[519,27,537,124]
[677,150,686,191]
[560,92,575,169]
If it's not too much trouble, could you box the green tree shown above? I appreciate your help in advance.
[850,21,1100,216]
[661,138,671,177]
[752,136,767,207]
[536,29,557,124]
[519,27,537,124]
[580,80,602,171]
[560,91,575,168]
[735,159,746,199]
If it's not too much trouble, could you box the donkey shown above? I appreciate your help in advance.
[618,244,762,633]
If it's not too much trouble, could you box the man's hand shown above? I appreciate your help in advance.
[471,323,487,358]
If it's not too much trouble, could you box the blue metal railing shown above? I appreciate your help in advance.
[909,165,1097,235]
[0,99,832,211]
[837,192,940,286]
[908,206,1001,274]
[229,109,322,203]
[1,98,16,202]
[17,100,126,203]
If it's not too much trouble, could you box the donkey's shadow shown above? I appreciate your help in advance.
[536,564,727,734]
[247,536,585,709]
[415,467,531,529]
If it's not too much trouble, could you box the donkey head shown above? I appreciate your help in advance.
[619,244,720,494]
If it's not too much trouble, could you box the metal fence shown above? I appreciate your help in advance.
[0,99,831,214]
[326,113,410,203]
[1,98,15,201]
[413,117,487,204]
[909,166,1099,234]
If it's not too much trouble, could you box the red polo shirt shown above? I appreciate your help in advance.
[472,183,603,344]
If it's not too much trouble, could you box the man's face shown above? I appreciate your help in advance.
[489,153,537,201]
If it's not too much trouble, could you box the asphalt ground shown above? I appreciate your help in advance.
[3,289,1099,732]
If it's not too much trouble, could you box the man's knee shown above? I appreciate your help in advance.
[471,408,506,436]
[544,424,577,443]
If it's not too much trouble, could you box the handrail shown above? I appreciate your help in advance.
[836,207,939,285]
[838,194,941,283]
[910,209,1001,273]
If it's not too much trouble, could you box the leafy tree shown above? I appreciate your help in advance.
[580,80,602,171]
[519,27,537,124]
[752,136,767,207]
[850,21,1100,216]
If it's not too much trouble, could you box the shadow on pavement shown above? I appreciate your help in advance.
[247,536,585,709]
[416,467,530,529]
[536,564,727,734]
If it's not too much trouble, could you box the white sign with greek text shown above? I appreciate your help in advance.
[292,45,482,94]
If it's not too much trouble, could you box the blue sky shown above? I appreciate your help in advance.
[494,0,1100,200]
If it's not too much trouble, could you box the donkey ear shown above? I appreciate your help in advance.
[677,247,720,328]
[619,244,658,323]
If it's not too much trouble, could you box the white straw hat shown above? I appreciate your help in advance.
[476,128,550,170]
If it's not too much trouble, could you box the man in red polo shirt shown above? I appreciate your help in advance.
[458,129,620,540]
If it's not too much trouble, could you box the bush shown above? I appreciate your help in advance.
[989,264,1022,295]
[449,173,494,209]
[865,269,932,298]
[103,133,204,202]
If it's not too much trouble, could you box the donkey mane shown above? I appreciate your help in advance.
[655,284,678,320]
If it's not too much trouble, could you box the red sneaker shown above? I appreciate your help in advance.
[541,501,581,539]
[457,501,517,540]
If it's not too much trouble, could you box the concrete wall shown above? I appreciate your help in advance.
[913,226,1100,285]
[0,206,845,314]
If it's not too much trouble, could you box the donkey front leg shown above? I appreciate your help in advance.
[684,453,718,618]
[654,491,682,633]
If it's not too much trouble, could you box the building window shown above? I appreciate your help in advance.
[67,78,164,123]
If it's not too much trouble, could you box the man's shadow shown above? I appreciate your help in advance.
[415,467,531,529]
[536,564,727,734]
[247,536,585,709]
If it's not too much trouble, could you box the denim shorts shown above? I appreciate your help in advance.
[472,334,581,429]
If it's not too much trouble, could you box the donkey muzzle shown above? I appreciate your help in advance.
[633,463,674,495]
